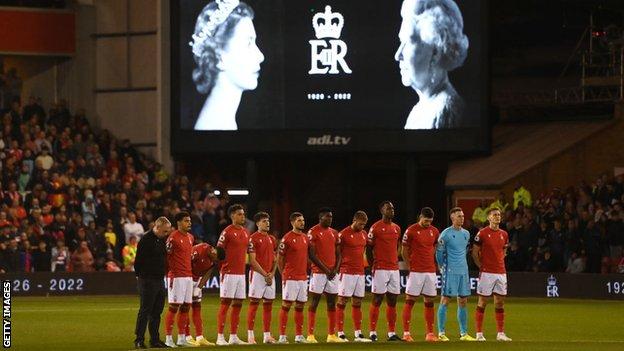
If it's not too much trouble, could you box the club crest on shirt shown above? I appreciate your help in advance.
[218,234,225,242]
[279,242,286,250]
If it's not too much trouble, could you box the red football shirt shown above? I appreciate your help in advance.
[338,225,367,275]
[217,224,250,275]
[191,243,215,281]
[474,227,509,274]
[367,220,401,270]
[166,230,194,278]
[279,231,309,280]
[248,232,277,273]
[307,224,338,273]
[402,223,439,273]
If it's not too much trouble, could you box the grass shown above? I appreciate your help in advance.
[10,295,624,350]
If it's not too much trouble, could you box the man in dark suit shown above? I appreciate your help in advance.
[133,216,172,349]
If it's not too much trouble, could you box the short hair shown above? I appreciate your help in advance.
[191,2,255,95]
[228,204,244,217]
[486,207,501,216]
[379,200,392,210]
[290,212,303,222]
[318,207,332,216]
[155,216,171,228]
[253,211,269,223]
[174,211,190,224]
[420,207,435,218]
[449,207,463,215]
[353,210,368,221]
[401,0,469,72]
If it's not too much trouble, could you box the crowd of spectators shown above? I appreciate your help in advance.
[0,95,234,273]
[469,180,624,274]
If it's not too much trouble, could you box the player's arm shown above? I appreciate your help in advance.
[308,244,332,276]
[435,232,447,270]
[249,252,269,277]
[333,238,342,276]
[197,271,211,291]
[400,231,410,263]
[277,239,286,274]
[216,232,227,260]
[366,229,375,268]
[472,232,482,268]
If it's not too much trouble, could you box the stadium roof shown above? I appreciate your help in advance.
[446,119,615,189]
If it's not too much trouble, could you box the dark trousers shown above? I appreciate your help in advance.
[134,277,166,343]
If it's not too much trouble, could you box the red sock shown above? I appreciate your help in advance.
[279,306,289,335]
[424,302,435,334]
[217,300,231,334]
[369,302,380,332]
[295,307,304,336]
[177,305,189,335]
[192,303,203,336]
[165,306,177,335]
[262,301,273,333]
[352,305,362,331]
[307,308,317,335]
[402,300,415,334]
[247,301,260,331]
[476,306,485,333]
[387,305,397,333]
[328,306,336,334]
[336,303,346,333]
[230,304,242,334]
[495,307,505,333]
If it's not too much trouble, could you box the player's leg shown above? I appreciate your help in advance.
[190,281,213,346]
[278,299,293,343]
[494,293,511,341]
[402,272,419,341]
[386,270,401,341]
[351,296,370,342]
[247,297,261,343]
[262,277,277,343]
[228,275,247,344]
[325,274,342,342]
[176,278,197,346]
[423,296,438,341]
[475,295,488,341]
[457,296,476,340]
[336,295,349,339]
[294,281,308,343]
[369,270,388,341]
[164,277,181,347]
[307,273,324,340]
[437,296,450,341]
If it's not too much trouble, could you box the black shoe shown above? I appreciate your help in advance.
[134,341,147,349]
[149,340,170,348]
[339,334,348,340]
[370,334,378,342]
[388,334,403,342]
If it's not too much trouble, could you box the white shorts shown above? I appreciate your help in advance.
[338,273,365,298]
[220,274,246,299]
[282,280,308,302]
[309,273,339,295]
[192,280,203,302]
[371,269,400,295]
[477,272,508,296]
[248,271,276,300]
[406,272,437,297]
[167,277,193,304]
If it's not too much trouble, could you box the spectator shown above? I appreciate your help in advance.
[71,240,95,272]
[31,241,51,272]
[566,251,585,273]
[472,199,488,226]
[489,192,509,212]
[606,211,624,261]
[103,221,117,248]
[1,239,22,272]
[104,251,122,272]
[34,145,53,170]
[505,241,527,271]
[81,191,97,225]
[51,239,69,272]
[123,212,144,243]
[122,235,138,271]
[513,182,532,209]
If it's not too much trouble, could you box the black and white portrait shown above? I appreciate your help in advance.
[190,0,264,130]
[395,0,469,129]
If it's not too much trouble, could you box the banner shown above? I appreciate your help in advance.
[4,271,624,300]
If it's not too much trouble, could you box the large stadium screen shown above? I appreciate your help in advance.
[171,0,489,153]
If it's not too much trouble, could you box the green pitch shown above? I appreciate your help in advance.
[11,295,624,350]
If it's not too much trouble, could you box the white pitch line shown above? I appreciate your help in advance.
[15,307,136,313]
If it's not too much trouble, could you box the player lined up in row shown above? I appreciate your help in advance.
[160,202,512,347]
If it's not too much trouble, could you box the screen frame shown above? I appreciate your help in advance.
[170,0,491,155]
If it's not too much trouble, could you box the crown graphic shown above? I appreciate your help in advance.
[547,275,557,286]
[312,5,344,39]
